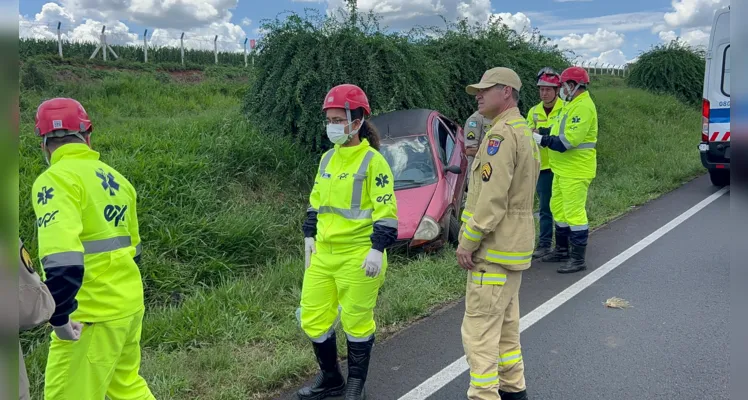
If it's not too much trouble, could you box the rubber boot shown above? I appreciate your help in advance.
[297,333,346,400]
[541,229,569,263]
[499,389,528,400]
[557,243,587,274]
[344,335,375,400]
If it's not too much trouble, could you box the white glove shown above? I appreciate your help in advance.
[533,132,543,146]
[53,320,83,341]
[361,249,383,278]
[304,237,316,269]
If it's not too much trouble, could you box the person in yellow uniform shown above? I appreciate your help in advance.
[526,67,564,259]
[19,237,56,400]
[463,110,493,170]
[533,66,598,273]
[458,67,540,400]
[30,98,155,399]
[296,84,398,400]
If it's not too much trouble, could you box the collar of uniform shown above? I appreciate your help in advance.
[568,90,590,106]
[50,143,100,165]
[335,138,370,159]
[490,106,521,125]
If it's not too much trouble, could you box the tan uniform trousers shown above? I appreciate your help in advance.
[461,260,525,399]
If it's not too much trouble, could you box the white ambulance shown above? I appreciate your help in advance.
[698,5,730,186]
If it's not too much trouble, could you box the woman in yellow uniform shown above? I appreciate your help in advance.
[296,84,399,400]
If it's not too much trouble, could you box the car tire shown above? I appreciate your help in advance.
[448,212,460,245]
[709,169,730,186]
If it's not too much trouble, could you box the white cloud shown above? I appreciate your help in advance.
[587,49,628,66]
[659,26,710,48]
[535,11,664,36]
[663,0,728,29]
[659,30,678,42]
[491,12,532,35]
[555,28,625,53]
[19,1,249,52]
[241,17,252,27]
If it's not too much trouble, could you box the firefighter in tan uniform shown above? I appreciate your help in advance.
[457,67,539,400]
[463,111,493,168]
[19,238,56,400]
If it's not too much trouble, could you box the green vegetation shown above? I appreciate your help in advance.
[19,8,705,400]
[243,6,568,153]
[626,40,706,106]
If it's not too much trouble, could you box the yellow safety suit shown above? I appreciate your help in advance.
[526,99,564,250]
[458,107,540,399]
[544,91,598,248]
[31,143,154,400]
[299,138,398,343]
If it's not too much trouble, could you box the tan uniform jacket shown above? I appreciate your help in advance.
[458,107,540,271]
[18,238,55,400]
[463,111,493,167]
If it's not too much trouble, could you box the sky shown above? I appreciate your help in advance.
[16,0,730,66]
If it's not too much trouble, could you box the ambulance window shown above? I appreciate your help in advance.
[721,45,730,96]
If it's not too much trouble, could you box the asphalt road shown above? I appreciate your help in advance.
[277,174,730,400]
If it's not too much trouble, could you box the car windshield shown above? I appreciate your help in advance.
[379,135,438,190]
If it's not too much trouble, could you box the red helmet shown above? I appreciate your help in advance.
[322,84,371,116]
[560,66,590,85]
[35,98,92,137]
[536,67,560,87]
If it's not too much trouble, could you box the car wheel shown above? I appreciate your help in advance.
[448,212,460,245]
[709,169,730,187]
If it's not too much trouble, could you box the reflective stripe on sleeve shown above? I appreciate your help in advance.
[374,218,398,228]
[461,210,473,223]
[471,272,507,285]
[486,249,533,265]
[462,225,483,242]
[135,243,142,257]
[41,251,84,269]
[557,114,596,150]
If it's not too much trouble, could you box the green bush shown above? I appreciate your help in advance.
[625,40,705,106]
[242,5,570,153]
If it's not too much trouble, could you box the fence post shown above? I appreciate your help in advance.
[244,38,248,68]
[214,35,218,64]
[180,32,185,66]
[143,29,148,63]
[102,26,107,61]
[57,22,63,59]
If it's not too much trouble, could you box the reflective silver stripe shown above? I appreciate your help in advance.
[42,251,84,268]
[570,224,589,231]
[135,243,142,257]
[307,207,318,213]
[510,121,528,128]
[576,142,596,149]
[346,332,373,342]
[319,206,372,220]
[488,253,532,261]
[82,236,132,254]
[310,327,336,343]
[558,114,595,150]
[374,218,398,228]
[555,221,569,228]
[319,149,336,176]
[351,151,375,209]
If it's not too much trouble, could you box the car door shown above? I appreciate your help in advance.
[434,116,461,209]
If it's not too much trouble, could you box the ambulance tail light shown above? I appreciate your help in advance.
[412,215,440,245]
[702,98,710,142]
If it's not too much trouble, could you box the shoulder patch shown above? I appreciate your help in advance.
[20,243,35,274]
[486,136,502,155]
[468,120,478,128]
[467,130,476,140]
[481,163,492,182]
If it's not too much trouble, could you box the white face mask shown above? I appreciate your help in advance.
[326,118,362,145]
[560,82,580,101]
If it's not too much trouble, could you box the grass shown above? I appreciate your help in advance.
[19,63,704,399]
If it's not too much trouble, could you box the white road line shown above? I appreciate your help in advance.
[398,186,730,400]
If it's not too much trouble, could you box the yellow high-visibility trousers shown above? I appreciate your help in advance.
[461,261,526,400]
[298,242,387,343]
[549,175,592,236]
[44,308,155,400]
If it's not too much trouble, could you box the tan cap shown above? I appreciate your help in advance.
[466,67,522,95]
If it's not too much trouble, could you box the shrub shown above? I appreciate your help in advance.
[625,40,705,106]
[242,4,570,154]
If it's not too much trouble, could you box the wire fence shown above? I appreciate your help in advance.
[572,59,632,77]
[19,21,259,67]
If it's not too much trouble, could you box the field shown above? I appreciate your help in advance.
[19,41,705,400]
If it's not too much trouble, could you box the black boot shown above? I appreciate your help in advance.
[297,333,346,400]
[557,243,587,274]
[344,336,375,400]
[499,389,528,400]
[532,243,552,259]
[541,228,569,263]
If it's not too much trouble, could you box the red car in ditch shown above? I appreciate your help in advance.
[372,108,469,251]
